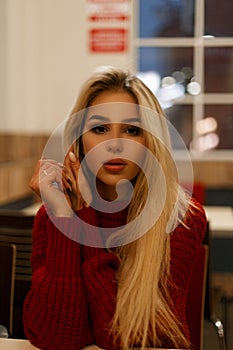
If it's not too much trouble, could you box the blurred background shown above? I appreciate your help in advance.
[0,0,232,204]
[0,1,232,348]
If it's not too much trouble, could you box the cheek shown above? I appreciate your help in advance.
[82,135,91,155]
[131,150,145,176]
[82,137,105,174]
[128,143,146,167]
[129,163,141,178]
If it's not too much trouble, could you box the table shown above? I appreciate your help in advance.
[21,202,41,216]
[0,339,40,349]
[0,339,178,350]
[204,206,233,238]
[204,205,233,297]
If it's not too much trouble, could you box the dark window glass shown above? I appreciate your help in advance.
[139,0,194,38]
[139,47,193,78]
[205,0,233,37]
[166,105,193,149]
[205,47,233,93]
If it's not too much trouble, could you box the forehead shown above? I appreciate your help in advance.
[86,91,139,123]
[90,90,136,105]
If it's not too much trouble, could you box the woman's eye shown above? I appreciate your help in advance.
[91,125,107,134]
[126,126,142,136]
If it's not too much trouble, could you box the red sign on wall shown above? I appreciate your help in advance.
[89,28,128,52]
[87,0,130,21]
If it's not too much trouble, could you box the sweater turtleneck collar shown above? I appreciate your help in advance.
[77,198,129,232]
[95,200,128,229]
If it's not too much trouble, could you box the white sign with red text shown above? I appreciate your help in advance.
[87,0,129,21]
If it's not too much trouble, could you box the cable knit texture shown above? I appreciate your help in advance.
[23,199,206,350]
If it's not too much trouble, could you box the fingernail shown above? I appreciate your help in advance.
[69,151,76,162]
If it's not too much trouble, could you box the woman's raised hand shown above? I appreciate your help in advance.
[29,147,92,216]
[29,158,73,217]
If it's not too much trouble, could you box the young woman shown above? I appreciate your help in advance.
[23,66,207,350]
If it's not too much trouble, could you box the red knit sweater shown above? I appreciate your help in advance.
[23,200,206,350]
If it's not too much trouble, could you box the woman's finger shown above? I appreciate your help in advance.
[68,152,92,207]
[62,174,72,192]
[78,167,92,207]
[29,160,44,196]
[40,166,63,190]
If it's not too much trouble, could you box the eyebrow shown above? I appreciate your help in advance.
[87,115,141,124]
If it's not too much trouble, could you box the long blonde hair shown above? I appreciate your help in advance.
[66,66,192,349]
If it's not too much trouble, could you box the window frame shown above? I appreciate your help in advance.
[133,0,233,161]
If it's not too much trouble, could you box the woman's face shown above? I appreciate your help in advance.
[81,90,146,201]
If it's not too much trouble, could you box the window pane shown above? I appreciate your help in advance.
[166,105,193,149]
[203,105,233,149]
[204,47,233,93]
[139,47,193,79]
[139,0,194,38]
[205,0,233,37]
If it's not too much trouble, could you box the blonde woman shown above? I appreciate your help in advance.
[23,66,206,350]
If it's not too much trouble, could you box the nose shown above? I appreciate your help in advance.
[105,137,123,154]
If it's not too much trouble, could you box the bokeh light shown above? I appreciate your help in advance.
[196,117,218,135]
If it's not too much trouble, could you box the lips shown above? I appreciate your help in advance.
[103,158,127,172]
[104,158,126,165]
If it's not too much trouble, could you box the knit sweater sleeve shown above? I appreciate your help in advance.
[23,205,95,350]
[168,200,207,345]
[82,250,119,350]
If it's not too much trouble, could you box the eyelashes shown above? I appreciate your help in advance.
[126,125,142,136]
[90,124,142,136]
[91,125,107,134]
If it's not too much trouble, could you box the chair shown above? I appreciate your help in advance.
[202,222,227,350]
[0,242,16,335]
[186,244,208,350]
[0,210,34,338]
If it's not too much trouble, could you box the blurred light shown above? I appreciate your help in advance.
[196,117,218,135]
[156,82,185,109]
[137,71,161,95]
[181,66,193,79]
[172,71,186,84]
[194,133,220,151]
[203,35,215,38]
[161,76,176,87]
[187,81,201,95]
[137,72,185,109]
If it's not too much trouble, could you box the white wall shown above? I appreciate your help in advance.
[0,0,135,133]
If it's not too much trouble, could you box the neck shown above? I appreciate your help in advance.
[96,179,134,202]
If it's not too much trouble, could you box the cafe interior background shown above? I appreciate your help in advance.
[0,0,232,349]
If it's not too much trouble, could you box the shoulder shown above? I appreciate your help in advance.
[186,198,207,233]
[172,198,207,244]
[185,198,206,226]
[32,205,50,236]
[34,204,49,223]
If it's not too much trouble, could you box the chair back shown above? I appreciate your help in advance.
[0,210,34,338]
[0,211,34,282]
[186,244,208,350]
[0,243,16,334]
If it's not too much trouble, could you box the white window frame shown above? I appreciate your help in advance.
[133,0,233,161]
